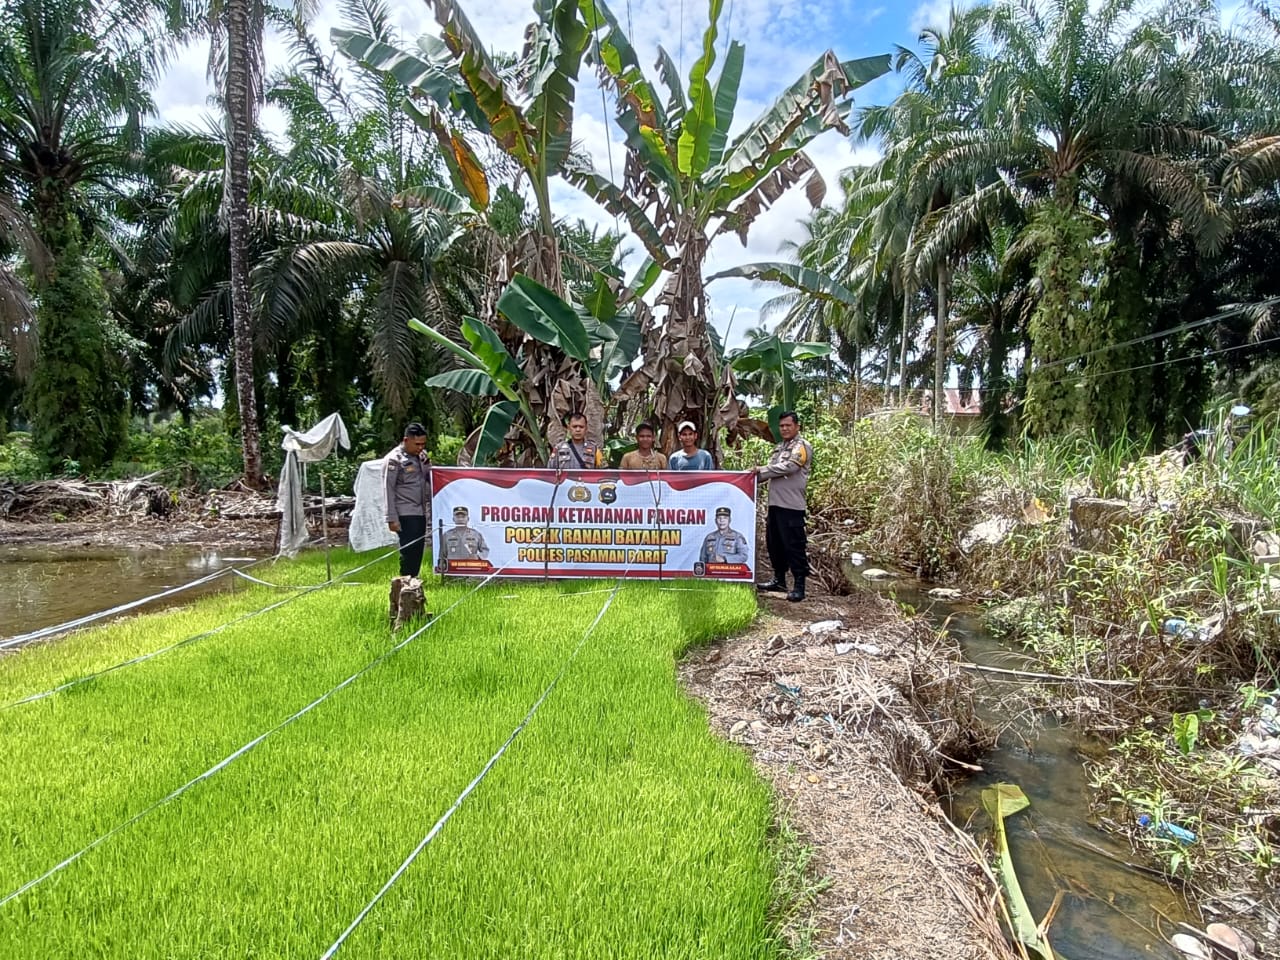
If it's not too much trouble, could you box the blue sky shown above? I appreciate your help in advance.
[151,0,1243,349]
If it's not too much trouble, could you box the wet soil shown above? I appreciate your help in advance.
[0,516,278,550]
[681,588,1017,960]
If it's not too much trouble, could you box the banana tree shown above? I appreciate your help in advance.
[566,0,890,454]
[414,273,641,463]
[729,333,831,438]
[335,0,609,446]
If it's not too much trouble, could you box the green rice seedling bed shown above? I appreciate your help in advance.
[0,550,770,958]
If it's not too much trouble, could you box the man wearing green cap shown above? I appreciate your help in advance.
[701,506,748,564]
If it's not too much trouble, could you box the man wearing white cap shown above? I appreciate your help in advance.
[668,420,714,470]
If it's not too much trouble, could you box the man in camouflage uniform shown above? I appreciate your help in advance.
[701,507,748,564]
[383,422,430,577]
[442,506,489,563]
[547,411,605,469]
[755,411,813,602]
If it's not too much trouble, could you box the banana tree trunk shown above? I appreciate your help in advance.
[652,228,717,459]
[933,265,947,428]
[224,0,263,487]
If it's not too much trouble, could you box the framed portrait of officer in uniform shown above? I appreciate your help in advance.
[700,507,748,567]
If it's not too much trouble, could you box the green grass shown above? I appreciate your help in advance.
[0,550,771,958]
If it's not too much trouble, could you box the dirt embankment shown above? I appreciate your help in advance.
[683,589,1016,960]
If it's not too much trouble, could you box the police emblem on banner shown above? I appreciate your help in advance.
[567,484,591,503]
[598,481,617,504]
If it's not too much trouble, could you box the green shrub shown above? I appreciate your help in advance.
[0,432,43,481]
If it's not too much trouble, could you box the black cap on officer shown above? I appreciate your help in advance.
[715,507,731,518]
[453,506,469,520]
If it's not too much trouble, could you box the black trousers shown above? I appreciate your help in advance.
[765,506,809,583]
[397,515,427,577]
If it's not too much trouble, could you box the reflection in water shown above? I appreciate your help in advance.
[887,581,1190,960]
[0,544,253,638]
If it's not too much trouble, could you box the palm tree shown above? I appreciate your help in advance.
[916,0,1228,438]
[169,0,317,485]
[0,0,164,467]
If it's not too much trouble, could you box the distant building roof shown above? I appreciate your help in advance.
[920,388,983,416]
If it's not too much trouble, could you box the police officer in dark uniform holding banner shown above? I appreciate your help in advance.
[383,422,430,577]
[442,505,489,562]
[701,507,748,564]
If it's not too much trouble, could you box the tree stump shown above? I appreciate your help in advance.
[389,576,426,630]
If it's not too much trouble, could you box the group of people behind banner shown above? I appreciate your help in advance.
[550,415,714,472]
[381,411,812,601]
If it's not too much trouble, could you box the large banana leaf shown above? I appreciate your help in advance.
[461,316,521,389]
[578,0,664,130]
[713,52,891,189]
[425,368,500,395]
[432,0,537,174]
[475,400,520,464]
[331,29,488,132]
[497,275,592,362]
[706,40,744,169]
[676,0,724,179]
[707,261,860,305]
[595,312,642,382]
[525,0,592,175]
[982,783,1056,960]
[654,46,687,133]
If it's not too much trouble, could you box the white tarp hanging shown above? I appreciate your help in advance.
[275,413,350,557]
[350,459,399,553]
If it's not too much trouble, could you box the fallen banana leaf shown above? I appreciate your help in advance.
[982,783,1056,960]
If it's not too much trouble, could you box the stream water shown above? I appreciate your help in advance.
[0,544,258,640]
[886,581,1195,960]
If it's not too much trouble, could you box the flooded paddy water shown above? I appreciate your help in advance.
[0,544,261,641]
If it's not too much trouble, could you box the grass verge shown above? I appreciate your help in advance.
[0,550,774,958]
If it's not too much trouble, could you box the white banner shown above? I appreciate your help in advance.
[430,467,756,580]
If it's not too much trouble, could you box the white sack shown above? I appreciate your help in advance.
[350,459,399,553]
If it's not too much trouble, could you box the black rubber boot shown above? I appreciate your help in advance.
[758,577,787,592]
[786,577,806,602]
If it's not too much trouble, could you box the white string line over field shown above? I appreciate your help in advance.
[318,572,631,959]
[0,557,496,911]
[318,475,668,957]
[0,539,424,710]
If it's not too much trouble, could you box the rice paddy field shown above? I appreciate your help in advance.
[0,549,772,958]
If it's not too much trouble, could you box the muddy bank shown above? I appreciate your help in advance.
[682,589,1015,960]
[0,516,280,550]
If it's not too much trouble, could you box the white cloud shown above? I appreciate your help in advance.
[909,0,967,34]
